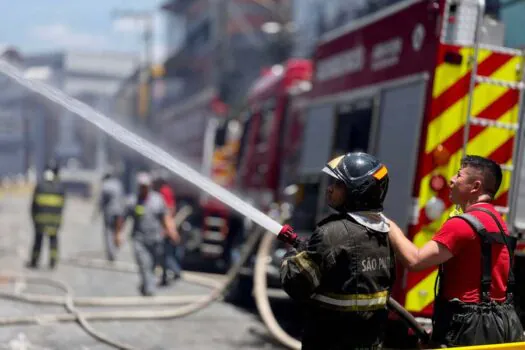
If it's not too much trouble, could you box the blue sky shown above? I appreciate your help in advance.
[0,0,173,62]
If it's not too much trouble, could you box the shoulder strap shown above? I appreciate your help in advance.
[467,207,516,297]
[454,213,493,302]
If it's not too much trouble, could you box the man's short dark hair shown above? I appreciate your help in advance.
[461,155,502,197]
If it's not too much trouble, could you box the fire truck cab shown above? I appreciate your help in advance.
[285,0,525,333]
[197,59,312,271]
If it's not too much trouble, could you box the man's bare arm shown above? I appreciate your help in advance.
[388,219,453,271]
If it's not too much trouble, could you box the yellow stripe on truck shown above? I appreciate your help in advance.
[405,270,438,312]
[431,48,489,98]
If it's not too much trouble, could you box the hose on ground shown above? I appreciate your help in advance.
[60,257,222,289]
[0,205,265,349]
[0,226,265,327]
[0,289,208,307]
[253,231,301,350]
[0,273,135,350]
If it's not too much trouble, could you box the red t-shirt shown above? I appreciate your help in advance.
[159,184,176,211]
[432,203,511,303]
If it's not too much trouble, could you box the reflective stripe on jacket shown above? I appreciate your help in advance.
[32,181,65,228]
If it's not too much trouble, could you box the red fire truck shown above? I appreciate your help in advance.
[285,0,525,327]
[196,59,313,271]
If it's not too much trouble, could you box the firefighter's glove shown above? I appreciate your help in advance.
[277,224,299,247]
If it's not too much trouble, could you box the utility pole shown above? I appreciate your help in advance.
[112,9,154,126]
[215,0,233,104]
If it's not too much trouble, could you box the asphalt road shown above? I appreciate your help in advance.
[0,189,293,350]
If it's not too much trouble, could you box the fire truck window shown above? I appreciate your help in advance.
[257,106,275,153]
[375,80,426,231]
[333,99,373,155]
[298,104,335,176]
[236,113,253,173]
[214,122,227,147]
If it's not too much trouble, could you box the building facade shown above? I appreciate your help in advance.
[152,0,291,199]
[23,51,136,177]
[0,46,28,179]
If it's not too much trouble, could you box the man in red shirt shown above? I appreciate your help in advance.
[153,172,183,286]
[388,155,523,347]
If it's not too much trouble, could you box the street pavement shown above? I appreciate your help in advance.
[0,189,292,350]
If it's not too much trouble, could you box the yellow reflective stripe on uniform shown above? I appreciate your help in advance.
[45,227,58,236]
[135,205,145,216]
[35,194,64,207]
[289,251,321,288]
[34,213,62,225]
[311,290,389,311]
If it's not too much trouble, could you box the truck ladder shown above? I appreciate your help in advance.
[456,0,525,235]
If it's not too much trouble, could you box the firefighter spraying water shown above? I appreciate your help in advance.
[277,152,396,350]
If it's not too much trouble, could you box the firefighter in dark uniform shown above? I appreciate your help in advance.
[27,161,65,269]
[278,152,395,350]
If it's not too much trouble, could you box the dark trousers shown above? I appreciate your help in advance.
[432,297,525,347]
[161,237,184,284]
[103,214,119,261]
[30,225,59,267]
[133,238,161,295]
[300,308,387,350]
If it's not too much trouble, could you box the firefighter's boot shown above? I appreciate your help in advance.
[26,250,40,269]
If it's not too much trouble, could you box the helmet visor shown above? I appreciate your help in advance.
[322,166,339,179]
[322,155,345,180]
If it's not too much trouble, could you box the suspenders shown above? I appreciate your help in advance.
[441,207,517,302]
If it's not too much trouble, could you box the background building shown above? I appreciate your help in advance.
[0,46,27,179]
[22,51,136,179]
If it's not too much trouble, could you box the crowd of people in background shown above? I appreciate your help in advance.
[96,167,183,296]
[27,160,186,297]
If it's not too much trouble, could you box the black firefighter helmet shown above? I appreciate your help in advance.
[322,152,389,212]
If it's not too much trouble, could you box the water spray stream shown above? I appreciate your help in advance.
[0,60,282,235]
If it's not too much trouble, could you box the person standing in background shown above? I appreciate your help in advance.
[153,170,183,286]
[28,160,65,270]
[124,172,179,296]
[96,170,125,261]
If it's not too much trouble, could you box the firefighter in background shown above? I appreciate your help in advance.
[152,170,182,286]
[122,172,179,296]
[278,152,395,350]
[96,170,125,261]
[388,155,524,346]
[27,160,65,269]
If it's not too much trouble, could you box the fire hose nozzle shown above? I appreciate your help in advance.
[277,224,299,247]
